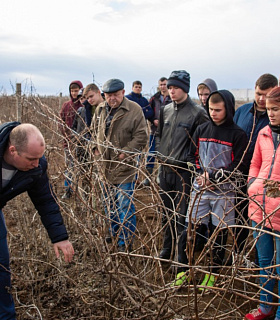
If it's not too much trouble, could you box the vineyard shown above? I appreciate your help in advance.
[0,93,274,320]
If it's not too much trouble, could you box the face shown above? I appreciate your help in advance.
[10,141,45,171]
[85,90,101,106]
[209,101,227,125]
[158,80,168,95]
[132,84,142,94]
[254,86,276,111]
[104,90,125,108]
[70,88,80,99]
[168,86,188,104]
[198,88,211,106]
[266,100,280,126]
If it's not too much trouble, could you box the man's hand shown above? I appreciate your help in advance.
[94,148,100,156]
[53,240,74,263]
[153,119,159,127]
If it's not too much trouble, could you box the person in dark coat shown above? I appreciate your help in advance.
[156,70,209,260]
[0,122,74,319]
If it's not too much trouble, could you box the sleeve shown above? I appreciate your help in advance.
[155,105,165,151]
[196,109,209,126]
[27,159,69,243]
[122,106,148,153]
[187,127,203,174]
[142,97,154,120]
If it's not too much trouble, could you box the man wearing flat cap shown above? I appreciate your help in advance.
[156,70,209,260]
[91,79,148,252]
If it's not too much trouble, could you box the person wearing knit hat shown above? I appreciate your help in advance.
[156,70,209,260]
[167,70,190,93]
[197,78,218,110]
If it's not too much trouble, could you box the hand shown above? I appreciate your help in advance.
[154,119,159,127]
[118,153,125,160]
[94,148,100,156]
[53,240,74,263]
[196,172,214,189]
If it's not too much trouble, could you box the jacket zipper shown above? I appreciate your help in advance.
[167,103,178,157]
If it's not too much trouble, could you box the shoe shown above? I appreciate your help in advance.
[199,274,216,292]
[159,248,171,260]
[244,308,274,320]
[171,272,190,287]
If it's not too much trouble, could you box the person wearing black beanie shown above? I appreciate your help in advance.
[156,70,209,260]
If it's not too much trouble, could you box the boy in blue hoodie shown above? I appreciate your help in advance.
[173,90,248,289]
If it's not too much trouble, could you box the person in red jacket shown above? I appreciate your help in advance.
[245,86,280,320]
[59,80,83,199]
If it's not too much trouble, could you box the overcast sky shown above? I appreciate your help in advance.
[1,0,279,98]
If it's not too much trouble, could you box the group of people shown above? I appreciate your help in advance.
[1,70,280,319]
[58,70,280,320]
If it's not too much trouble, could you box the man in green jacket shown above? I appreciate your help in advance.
[92,79,148,251]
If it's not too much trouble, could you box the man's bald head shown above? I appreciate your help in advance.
[4,124,46,171]
[9,124,45,153]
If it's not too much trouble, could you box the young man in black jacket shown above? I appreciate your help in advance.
[0,122,74,319]
[156,70,209,260]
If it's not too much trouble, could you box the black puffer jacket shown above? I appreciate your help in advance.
[0,122,68,243]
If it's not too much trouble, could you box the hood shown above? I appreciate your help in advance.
[69,80,83,101]
[206,90,235,126]
[0,122,21,158]
[197,78,218,94]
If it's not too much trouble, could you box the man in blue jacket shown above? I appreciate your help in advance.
[0,122,74,319]
[233,73,278,254]
[125,80,153,120]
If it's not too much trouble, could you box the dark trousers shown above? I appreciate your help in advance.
[159,167,191,253]
[0,210,16,320]
[178,222,228,273]
[234,185,249,253]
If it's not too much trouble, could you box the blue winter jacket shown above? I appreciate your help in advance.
[125,91,154,120]
[0,122,69,243]
[233,102,269,164]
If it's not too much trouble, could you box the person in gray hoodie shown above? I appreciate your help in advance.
[197,78,218,110]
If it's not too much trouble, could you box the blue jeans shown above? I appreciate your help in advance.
[103,182,136,246]
[252,221,280,317]
[146,134,156,169]
[64,147,74,189]
[0,210,16,319]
